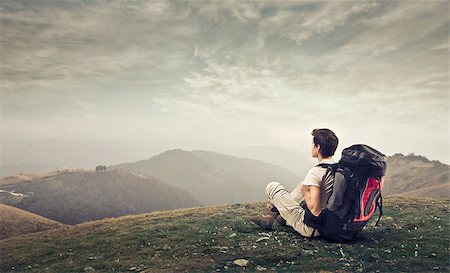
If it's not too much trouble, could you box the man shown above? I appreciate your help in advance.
[251,128,339,238]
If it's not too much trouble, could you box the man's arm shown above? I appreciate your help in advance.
[302,185,322,216]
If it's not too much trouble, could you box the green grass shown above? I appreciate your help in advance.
[1,197,449,272]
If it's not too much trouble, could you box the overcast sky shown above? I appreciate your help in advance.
[0,0,449,169]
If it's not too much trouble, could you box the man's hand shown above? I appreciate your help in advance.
[301,185,311,204]
[302,185,322,217]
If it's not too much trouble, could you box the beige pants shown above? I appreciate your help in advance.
[265,181,320,237]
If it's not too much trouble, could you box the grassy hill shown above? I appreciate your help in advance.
[394,183,450,199]
[0,204,65,239]
[0,170,200,224]
[384,153,449,197]
[1,197,448,272]
[0,173,41,186]
[114,149,299,205]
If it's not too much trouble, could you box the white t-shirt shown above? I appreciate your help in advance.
[291,158,336,210]
[302,158,336,187]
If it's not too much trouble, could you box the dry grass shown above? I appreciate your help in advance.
[0,204,65,239]
[394,183,450,199]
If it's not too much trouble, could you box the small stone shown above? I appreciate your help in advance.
[384,249,392,254]
[356,268,364,272]
[88,257,95,260]
[256,237,270,243]
[383,216,393,221]
[369,254,380,262]
[228,233,237,238]
[84,267,96,272]
[344,263,351,267]
[129,267,137,271]
[394,224,403,230]
[256,265,267,271]
[162,244,171,250]
[301,249,314,256]
[233,259,249,267]
[430,253,437,257]
[433,266,440,270]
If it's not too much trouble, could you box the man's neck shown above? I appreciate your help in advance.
[318,155,333,163]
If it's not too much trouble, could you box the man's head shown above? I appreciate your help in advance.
[311,128,339,158]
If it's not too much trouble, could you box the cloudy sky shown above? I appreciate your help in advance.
[0,0,449,172]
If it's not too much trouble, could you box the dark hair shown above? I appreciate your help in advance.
[311,128,339,158]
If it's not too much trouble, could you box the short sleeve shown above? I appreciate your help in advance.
[302,167,322,187]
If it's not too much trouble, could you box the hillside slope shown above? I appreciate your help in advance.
[114,149,299,205]
[0,204,65,239]
[384,153,449,196]
[393,183,450,199]
[1,197,448,273]
[0,173,41,186]
[0,170,200,224]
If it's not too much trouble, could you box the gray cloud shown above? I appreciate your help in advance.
[0,0,196,90]
[0,0,448,166]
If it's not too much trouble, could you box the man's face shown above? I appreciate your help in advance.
[311,140,320,158]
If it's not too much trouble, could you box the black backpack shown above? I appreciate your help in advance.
[303,144,387,242]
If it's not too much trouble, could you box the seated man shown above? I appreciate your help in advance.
[251,128,339,238]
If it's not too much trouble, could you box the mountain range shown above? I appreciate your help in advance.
[0,148,448,239]
[0,169,200,224]
[113,149,299,205]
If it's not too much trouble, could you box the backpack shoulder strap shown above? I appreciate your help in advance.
[316,163,338,168]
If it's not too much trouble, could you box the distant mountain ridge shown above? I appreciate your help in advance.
[114,149,299,205]
[384,153,449,197]
[0,170,200,224]
[1,149,447,230]
[201,144,314,176]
